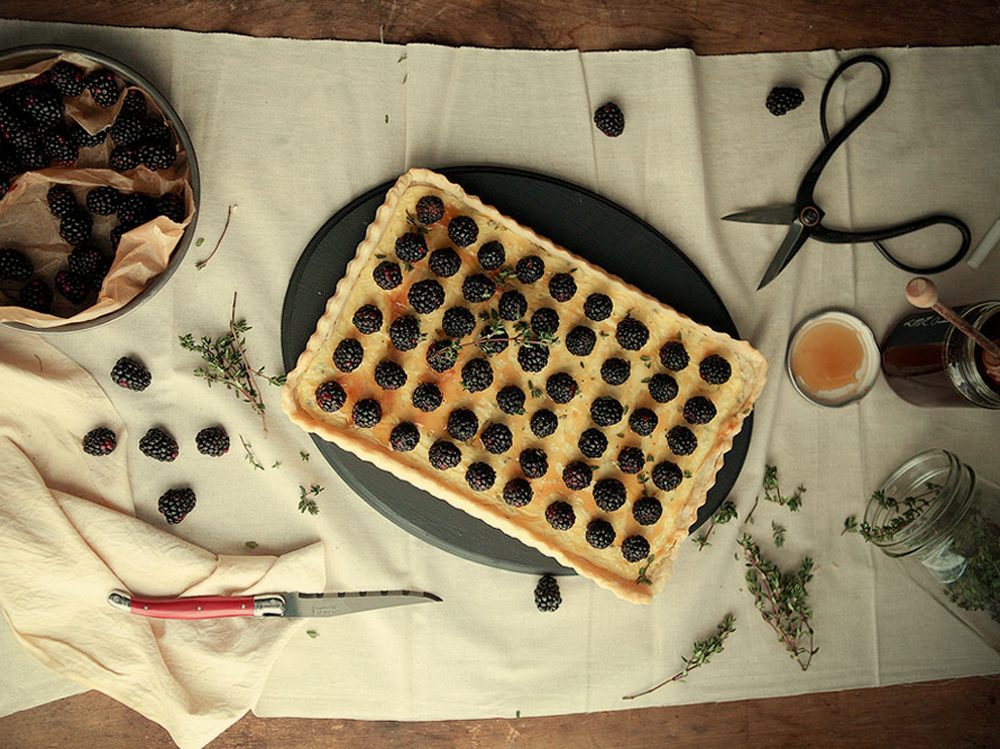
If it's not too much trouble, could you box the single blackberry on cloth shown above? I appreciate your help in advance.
[699,354,732,384]
[617,446,645,474]
[19,279,53,313]
[461,357,494,392]
[496,385,526,415]
[465,461,496,492]
[545,501,576,531]
[590,396,624,427]
[601,357,630,386]
[519,447,549,479]
[352,304,383,334]
[648,372,679,403]
[428,440,461,470]
[593,478,626,512]
[498,290,527,321]
[548,272,577,303]
[461,273,496,304]
[395,231,428,263]
[389,315,422,351]
[110,356,151,391]
[667,426,698,456]
[315,381,346,412]
[82,427,117,456]
[0,248,32,281]
[447,408,479,441]
[529,409,558,438]
[373,260,403,290]
[139,427,178,462]
[411,382,443,412]
[652,460,683,491]
[448,214,479,247]
[503,478,533,507]
[534,574,561,612]
[390,422,420,452]
[578,428,608,459]
[562,461,593,491]
[766,86,805,116]
[429,247,462,277]
[629,407,658,437]
[621,535,650,563]
[158,487,196,525]
[586,519,616,549]
[616,316,649,351]
[633,495,663,526]
[415,194,444,225]
[196,426,230,457]
[86,186,120,216]
[441,306,476,339]
[659,340,690,371]
[594,102,625,137]
[481,422,513,455]
[333,338,364,372]
[352,398,382,428]
[683,396,717,424]
[565,325,596,356]
[477,240,505,270]
[515,254,544,284]
[374,359,407,390]
[545,372,578,404]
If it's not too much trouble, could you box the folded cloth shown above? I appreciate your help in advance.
[0,328,326,749]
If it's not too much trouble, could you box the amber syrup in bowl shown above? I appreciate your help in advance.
[786,310,880,407]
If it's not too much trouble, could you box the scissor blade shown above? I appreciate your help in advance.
[758,221,809,290]
[722,206,797,225]
[282,590,442,618]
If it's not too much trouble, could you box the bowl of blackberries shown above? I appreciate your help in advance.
[0,45,200,331]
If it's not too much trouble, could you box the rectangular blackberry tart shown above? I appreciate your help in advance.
[282,168,767,604]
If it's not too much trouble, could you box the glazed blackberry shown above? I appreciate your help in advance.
[141,140,176,171]
[578,428,608,459]
[448,215,479,247]
[622,535,651,563]
[19,279,53,313]
[374,359,407,390]
[86,186,120,216]
[0,249,32,281]
[648,373,679,403]
[594,102,625,137]
[565,326,596,357]
[395,232,428,263]
[47,184,77,219]
[109,145,141,172]
[496,385,526,415]
[110,115,144,146]
[617,446,645,474]
[601,357,630,386]
[461,357,494,393]
[411,382,443,412]
[390,422,420,452]
[766,86,805,116]
[48,62,85,98]
[497,290,527,321]
[465,462,496,492]
[515,254,544,284]
[629,407,658,437]
[652,461,683,491]
[667,426,698,456]
[110,356,151,391]
[633,495,663,526]
[548,272,577,303]
[429,247,462,277]
[699,354,732,385]
[683,396,717,424]
[139,427,178,462]
[563,461,593,491]
[415,194,444,225]
[426,340,458,372]
[593,478,627,512]
[517,343,549,373]
[590,396,624,427]
[530,307,559,335]
[503,477,533,507]
[352,304,383,334]
[352,398,382,428]
[389,315,422,351]
[158,488,196,525]
[154,193,186,223]
[481,422,513,455]
[85,69,121,107]
[659,340,690,371]
[83,427,117,456]
[116,193,152,229]
[546,372,578,404]
[534,574,561,612]
[54,269,89,303]
[408,279,445,314]
[441,306,476,339]
[315,380,347,412]
[476,324,509,356]
[477,240,505,270]
[545,501,575,531]
[586,519,616,549]
[462,273,496,304]
[529,409,558,438]
[583,293,613,321]
[196,426,230,457]
[428,440,461,470]
[519,448,549,479]
[616,316,649,351]
[333,338,364,372]
[447,408,479,441]
[373,260,403,290]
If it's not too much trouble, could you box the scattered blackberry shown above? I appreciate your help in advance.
[315,380,346,412]
[447,409,479,441]
[617,446,645,474]
[54,269,89,303]
[352,304,383,334]
[583,293,613,321]
[534,574,561,612]
[530,307,559,335]
[120,89,147,118]
[110,356,151,391]
[565,326,596,356]
[408,278,445,314]
[578,428,608,459]
[659,340,690,371]
[352,398,382,428]
[158,487,196,524]
[139,427,178,462]
[411,382,443,412]
[48,62,85,98]
[109,144,141,172]
[426,340,458,372]
[395,231,428,263]
[529,409,558,439]
[545,501,576,531]
[461,357,494,392]
[390,422,420,452]
[593,478,626,512]
[498,290,527,321]
[18,279,53,313]
[601,357,630,385]
[0,248,32,281]
[448,215,478,247]
[141,141,176,171]
[515,254,545,284]
[196,426,230,456]
[389,315,421,351]
[652,461,683,491]
[594,102,625,137]
[86,186,120,216]
[116,193,152,229]
[82,427,117,456]
[110,115,144,146]
[503,477,533,507]
[546,372,578,404]
[517,343,549,373]
[333,338,364,372]
[668,426,697,456]
[633,496,663,526]
[46,184,77,218]
[622,535,650,563]
[465,461,496,492]
[766,86,805,116]
[590,396,623,427]
[496,385,526,415]
[629,408,658,437]
[154,192,186,222]
[699,354,732,385]
[85,69,121,107]
[372,260,403,290]
[441,306,476,339]
[586,519,616,549]
[481,422,513,455]
[428,247,461,277]
[616,316,649,351]
[374,359,407,390]
[519,448,549,479]
[462,273,495,304]
[42,125,79,166]
[68,245,103,279]
[59,210,93,246]
[683,396,717,424]
[476,324,509,356]
[648,373,679,403]
[415,194,444,225]
[428,440,461,470]
[477,240,505,270]
[563,461,593,491]
[72,123,107,148]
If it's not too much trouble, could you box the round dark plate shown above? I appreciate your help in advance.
[281,166,753,576]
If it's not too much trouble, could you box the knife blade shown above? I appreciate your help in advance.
[721,205,797,225]
[757,219,809,290]
[107,588,442,620]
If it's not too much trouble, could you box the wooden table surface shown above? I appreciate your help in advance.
[1,2,999,747]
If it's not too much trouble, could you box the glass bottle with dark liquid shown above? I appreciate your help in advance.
[881,301,1000,408]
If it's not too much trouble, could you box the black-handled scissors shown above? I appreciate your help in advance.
[723,54,971,290]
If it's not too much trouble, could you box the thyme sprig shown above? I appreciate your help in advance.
[746,464,806,524]
[842,483,940,543]
[298,484,324,515]
[428,312,558,364]
[693,500,738,550]
[194,204,236,270]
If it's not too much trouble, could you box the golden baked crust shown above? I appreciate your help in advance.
[282,168,767,603]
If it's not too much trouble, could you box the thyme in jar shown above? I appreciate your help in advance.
[946,515,1000,625]
[842,482,940,543]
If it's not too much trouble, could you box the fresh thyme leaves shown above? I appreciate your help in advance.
[623,614,736,699]
[300,451,310,462]
[306,630,319,639]
[245,541,258,549]
[693,500,737,550]
[240,435,264,471]
[194,204,236,270]
[739,534,817,671]
[298,484,324,515]
[843,483,940,543]
[772,521,787,548]
[429,316,558,364]
[636,554,656,585]
[746,464,806,524]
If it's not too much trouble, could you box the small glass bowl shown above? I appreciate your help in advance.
[786,309,880,407]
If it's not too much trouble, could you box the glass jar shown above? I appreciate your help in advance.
[865,449,1000,651]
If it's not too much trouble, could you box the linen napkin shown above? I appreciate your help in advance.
[0,327,326,749]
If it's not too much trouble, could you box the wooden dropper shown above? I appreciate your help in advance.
[906,277,1000,375]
